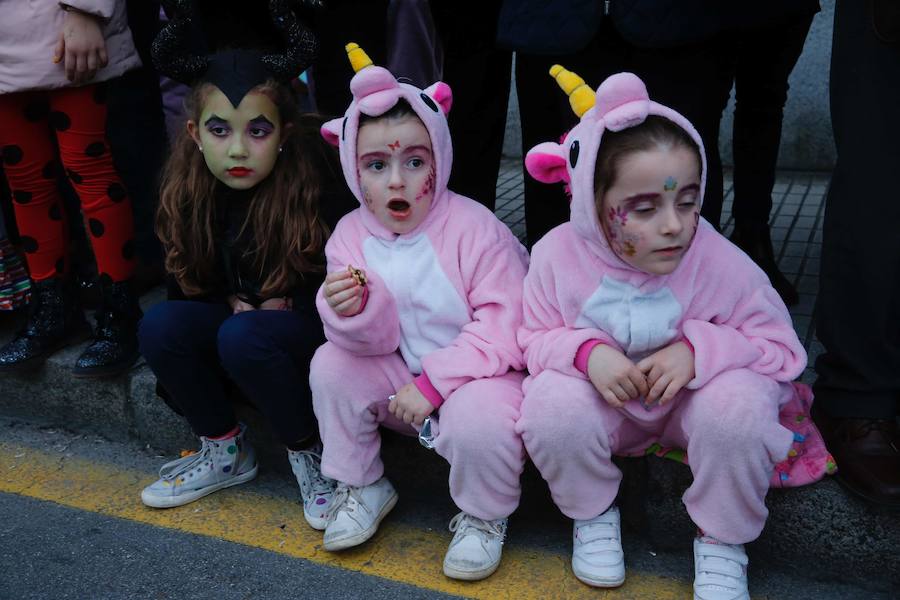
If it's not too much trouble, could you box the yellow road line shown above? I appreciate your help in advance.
[0,442,693,599]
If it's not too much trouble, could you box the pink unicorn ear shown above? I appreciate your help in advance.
[525,142,569,184]
[423,82,453,115]
[320,118,343,147]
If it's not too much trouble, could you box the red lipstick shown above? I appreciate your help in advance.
[227,167,253,177]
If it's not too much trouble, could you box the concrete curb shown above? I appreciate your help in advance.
[1,311,897,590]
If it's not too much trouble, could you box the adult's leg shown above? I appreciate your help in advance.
[731,13,816,229]
[625,31,735,230]
[386,0,442,88]
[432,0,511,211]
[814,0,900,419]
[217,309,325,446]
[138,300,237,437]
[309,0,389,118]
[664,369,794,544]
[434,371,525,520]
[516,52,578,247]
[729,13,816,306]
[309,342,415,485]
[813,0,900,506]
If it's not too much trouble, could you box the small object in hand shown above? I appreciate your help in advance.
[347,264,367,287]
[418,416,439,450]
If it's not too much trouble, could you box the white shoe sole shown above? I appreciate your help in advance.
[140,465,258,509]
[443,558,501,581]
[572,563,626,588]
[304,510,328,531]
[323,491,398,551]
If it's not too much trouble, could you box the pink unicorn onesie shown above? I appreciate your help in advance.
[516,68,817,599]
[309,44,528,581]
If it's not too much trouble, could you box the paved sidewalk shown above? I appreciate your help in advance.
[494,160,830,383]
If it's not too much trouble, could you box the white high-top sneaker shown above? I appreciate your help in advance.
[287,443,336,530]
[571,505,626,587]
[141,424,257,508]
[442,512,508,581]
[322,477,398,551]
[693,535,750,600]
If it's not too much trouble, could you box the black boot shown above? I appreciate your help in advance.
[73,278,143,378]
[0,277,91,372]
[730,223,800,306]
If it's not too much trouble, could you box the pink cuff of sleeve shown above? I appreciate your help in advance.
[574,339,604,374]
[414,372,444,409]
[681,337,695,354]
[350,285,369,316]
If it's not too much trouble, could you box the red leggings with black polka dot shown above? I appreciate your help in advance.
[0,84,135,282]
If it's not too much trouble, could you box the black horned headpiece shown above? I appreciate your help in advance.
[153,0,320,107]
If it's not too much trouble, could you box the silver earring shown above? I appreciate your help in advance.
[278,146,283,153]
[198,145,203,152]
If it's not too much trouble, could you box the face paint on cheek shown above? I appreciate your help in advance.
[415,163,436,204]
[605,205,641,257]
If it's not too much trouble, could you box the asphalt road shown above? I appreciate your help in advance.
[0,418,895,600]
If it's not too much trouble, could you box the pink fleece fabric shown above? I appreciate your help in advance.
[311,61,529,517]
[517,72,821,544]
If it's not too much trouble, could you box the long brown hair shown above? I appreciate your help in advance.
[157,80,335,297]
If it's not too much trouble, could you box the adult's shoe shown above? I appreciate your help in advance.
[813,407,900,508]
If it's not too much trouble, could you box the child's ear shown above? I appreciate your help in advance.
[423,82,452,115]
[525,142,569,184]
[320,117,342,146]
[187,120,200,146]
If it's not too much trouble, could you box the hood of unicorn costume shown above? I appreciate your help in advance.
[525,69,708,268]
[321,43,454,239]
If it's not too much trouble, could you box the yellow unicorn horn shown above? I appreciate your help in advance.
[549,64,595,117]
[346,42,373,73]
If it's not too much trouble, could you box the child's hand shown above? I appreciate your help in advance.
[54,8,109,84]
[637,341,695,407]
[323,269,365,317]
[259,297,292,311]
[587,344,649,408]
[228,295,255,314]
[388,383,434,427]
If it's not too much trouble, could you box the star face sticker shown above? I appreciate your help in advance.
[387,140,401,151]
[663,176,677,191]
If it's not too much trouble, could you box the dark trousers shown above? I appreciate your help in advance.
[731,14,816,228]
[813,0,900,419]
[138,301,324,444]
[437,14,734,248]
[432,0,511,212]
[518,20,735,246]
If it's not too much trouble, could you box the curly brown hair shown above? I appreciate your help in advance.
[157,80,335,298]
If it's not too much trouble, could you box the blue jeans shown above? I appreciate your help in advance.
[138,301,325,444]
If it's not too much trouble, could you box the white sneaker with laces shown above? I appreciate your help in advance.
[322,477,398,551]
[442,512,508,581]
[287,443,337,530]
[141,424,258,508]
[693,535,750,600]
[572,505,626,587]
